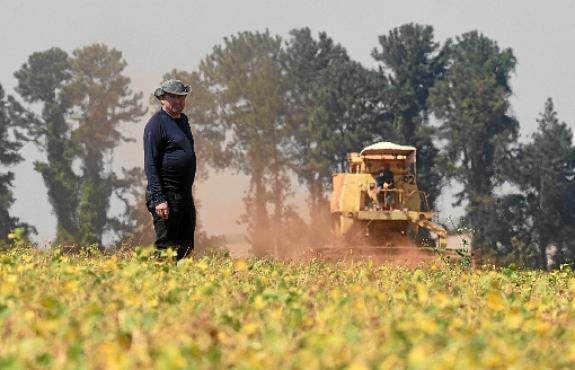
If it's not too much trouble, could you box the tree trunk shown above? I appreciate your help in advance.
[308,178,330,246]
[269,128,283,257]
[250,160,271,257]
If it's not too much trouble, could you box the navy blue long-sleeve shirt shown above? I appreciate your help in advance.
[143,110,196,207]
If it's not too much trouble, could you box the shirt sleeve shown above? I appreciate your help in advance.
[143,119,166,206]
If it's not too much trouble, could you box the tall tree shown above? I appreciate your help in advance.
[486,193,537,267]
[428,31,518,253]
[11,47,78,244]
[284,28,384,243]
[199,31,289,256]
[372,23,447,207]
[13,45,144,246]
[0,84,23,242]
[64,44,145,245]
[501,99,575,268]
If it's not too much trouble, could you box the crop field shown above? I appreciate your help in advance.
[1,248,575,370]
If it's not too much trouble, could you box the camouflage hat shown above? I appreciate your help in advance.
[154,79,191,99]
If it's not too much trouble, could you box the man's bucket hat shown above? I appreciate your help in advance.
[154,79,191,99]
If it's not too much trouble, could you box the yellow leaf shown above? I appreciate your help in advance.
[242,322,258,335]
[419,317,439,334]
[536,321,551,334]
[408,345,428,366]
[270,308,283,321]
[506,308,523,329]
[23,310,35,322]
[167,279,178,291]
[196,260,209,271]
[416,283,429,303]
[64,280,80,293]
[254,295,266,310]
[234,259,248,272]
[346,361,370,370]
[486,291,506,311]
[434,292,450,308]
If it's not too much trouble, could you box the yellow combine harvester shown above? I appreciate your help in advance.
[320,142,450,264]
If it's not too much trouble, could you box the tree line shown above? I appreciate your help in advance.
[1,24,573,269]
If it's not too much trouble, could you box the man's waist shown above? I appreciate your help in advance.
[164,191,192,201]
[146,189,192,203]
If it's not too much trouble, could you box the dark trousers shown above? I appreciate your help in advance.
[146,192,196,260]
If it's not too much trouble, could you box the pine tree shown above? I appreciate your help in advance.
[0,84,23,242]
[372,23,447,206]
[429,31,518,254]
[284,28,383,244]
[502,98,575,268]
[199,31,288,256]
[64,44,145,246]
[13,45,144,246]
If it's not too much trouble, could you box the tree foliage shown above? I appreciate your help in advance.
[372,23,447,206]
[11,47,77,244]
[429,31,518,253]
[0,84,23,242]
[496,99,575,268]
[198,31,289,256]
[284,28,383,244]
[12,44,144,246]
[65,44,145,246]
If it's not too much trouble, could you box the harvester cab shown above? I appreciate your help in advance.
[330,142,447,253]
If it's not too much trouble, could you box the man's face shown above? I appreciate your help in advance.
[160,93,187,116]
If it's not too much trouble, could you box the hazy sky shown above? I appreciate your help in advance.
[2,0,574,243]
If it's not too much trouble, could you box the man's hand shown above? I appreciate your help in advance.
[155,202,169,220]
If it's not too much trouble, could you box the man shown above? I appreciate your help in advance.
[144,79,196,260]
[375,164,395,210]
